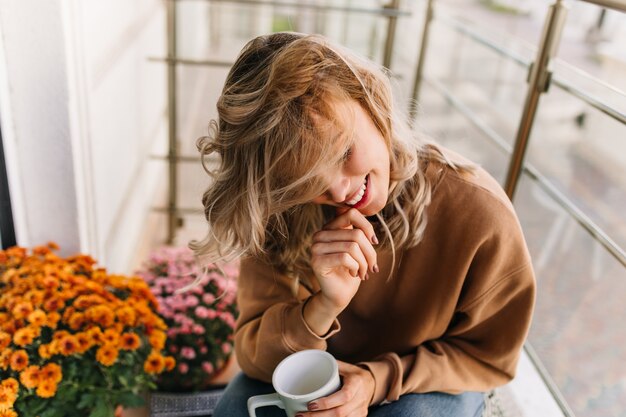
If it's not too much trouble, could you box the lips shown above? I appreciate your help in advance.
[345,175,369,208]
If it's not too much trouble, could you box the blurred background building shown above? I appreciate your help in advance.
[0,1,625,416]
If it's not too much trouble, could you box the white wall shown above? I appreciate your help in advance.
[0,0,81,254]
[0,0,168,273]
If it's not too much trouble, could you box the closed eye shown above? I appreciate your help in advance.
[342,146,353,161]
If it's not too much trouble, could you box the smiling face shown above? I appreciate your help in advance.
[311,99,391,216]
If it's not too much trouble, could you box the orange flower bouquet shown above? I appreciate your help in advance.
[0,244,175,417]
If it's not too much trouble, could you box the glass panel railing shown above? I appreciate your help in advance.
[410,2,626,416]
[515,173,626,417]
[526,86,626,251]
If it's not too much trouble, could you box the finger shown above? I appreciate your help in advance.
[311,253,361,278]
[307,373,358,412]
[325,208,378,245]
[313,229,378,275]
[337,360,353,374]
[311,241,369,280]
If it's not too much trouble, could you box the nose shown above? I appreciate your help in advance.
[325,176,351,204]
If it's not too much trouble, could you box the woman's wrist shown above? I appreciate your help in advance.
[302,293,344,337]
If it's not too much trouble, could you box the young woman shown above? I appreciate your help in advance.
[192,32,535,417]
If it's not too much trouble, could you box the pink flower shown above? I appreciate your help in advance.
[202,362,214,374]
[195,306,210,319]
[178,363,189,374]
[193,324,205,335]
[185,296,199,308]
[220,312,236,328]
[200,346,208,354]
[181,347,196,359]
[202,293,215,305]
[222,343,232,354]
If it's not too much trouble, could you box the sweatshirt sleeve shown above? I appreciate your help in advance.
[360,262,535,404]
[234,256,341,382]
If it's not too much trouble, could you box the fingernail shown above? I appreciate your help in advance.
[308,402,319,411]
[373,264,379,273]
[371,235,379,245]
[364,273,369,280]
[296,414,305,417]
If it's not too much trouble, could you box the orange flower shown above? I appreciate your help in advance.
[75,332,93,353]
[164,356,176,371]
[27,309,47,327]
[19,365,40,389]
[96,344,119,367]
[13,327,36,347]
[129,282,153,301]
[38,344,53,359]
[0,350,12,370]
[43,296,63,312]
[0,378,18,394]
[40,362,62,384]
[33,245,51,256]
[35,380,57,398]
[68,312,85,330]
[73,295,103,310]
[0,408,18,417]
[11,301,33,320]
[102,329,120,346]
[52,330,70,342]
[86,327,103,344]
[42,275,59,290]
[0,385,17,411]
[119,333,141,351]
[143,351,165,374]
[148,330,166,350]
[23,290,44,307]
[116,307,136,327]
[85,305,114,328]
[58,335,78,356]
[9,349,28,371]
[46,311,61,328]
[0,332,10,350]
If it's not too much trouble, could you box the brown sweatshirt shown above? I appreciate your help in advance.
[234,150,536,405]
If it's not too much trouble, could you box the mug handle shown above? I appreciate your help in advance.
[247,393,284,417]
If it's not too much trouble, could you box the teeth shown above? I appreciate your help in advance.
[346,177,368,206]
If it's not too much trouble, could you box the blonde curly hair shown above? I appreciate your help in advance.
[190,32,470,286]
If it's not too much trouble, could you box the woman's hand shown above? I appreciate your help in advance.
[297,361,375,417]
[310,208,379,311]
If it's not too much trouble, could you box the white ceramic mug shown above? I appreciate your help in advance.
[247,349,341,417]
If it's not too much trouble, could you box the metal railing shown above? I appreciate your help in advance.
[155,0,411,242]
[411,0,626,269]
[410,1,626,416]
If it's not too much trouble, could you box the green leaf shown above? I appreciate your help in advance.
[116,392,145,408]
[78,392,96,409]
[89,399,115,417]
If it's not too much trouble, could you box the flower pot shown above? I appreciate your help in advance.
[117,404,150,417]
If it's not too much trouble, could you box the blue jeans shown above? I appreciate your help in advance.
[213,373,485,417]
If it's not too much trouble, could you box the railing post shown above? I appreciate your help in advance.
[504,0,568,200]
[166,0,179,244]
[382,0,401,69]
[409,0,435,121]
